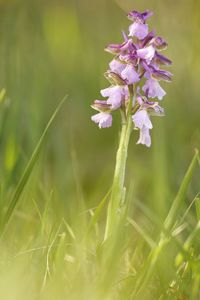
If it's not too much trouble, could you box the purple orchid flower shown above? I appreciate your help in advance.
[142,78,166,100]
[101,86,128,109]
[132,109,153,147]
[91,9,172,147]
[137,45,155,64]
[132,109,153,130]
[109,59,126,74]
[128,10,153,40]
[91,112,112,128]
[121,64,140,85]
[129,22,149,40]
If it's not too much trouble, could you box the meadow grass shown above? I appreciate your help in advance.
[0,99,199,299]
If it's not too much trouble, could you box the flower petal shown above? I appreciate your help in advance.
[141,31,156,47]
[129,22,148,40]
[121,64,140,85]
[91,112,112,128]
[105,39,134,54]
[109,59,126,74]
[137,45,155,64]
[127,10,153,22]
[132,110,153,129]
[154,52,172,65]
[137,126,151,147]
[101,86,127,109]
[142,79,166,100]
[151,68,173,82]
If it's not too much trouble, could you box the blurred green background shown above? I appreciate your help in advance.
[0,0,199,220]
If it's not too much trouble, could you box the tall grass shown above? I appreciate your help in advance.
[0,99,199,299]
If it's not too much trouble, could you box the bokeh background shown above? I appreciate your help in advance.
[0,0,199,221]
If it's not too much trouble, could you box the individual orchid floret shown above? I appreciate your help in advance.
[128,10,153,40]
[109,59,126,74]
[137,45,155,64]
[91,100,113,128]
[142,78,166,100]
[121,64,140,85]
[91,112,112,128]
[101,85,128,109]
[132,109,153,147]
[129,22,148,40]
[132,109,153,130]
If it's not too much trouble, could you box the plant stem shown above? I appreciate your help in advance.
[104,85,135,240]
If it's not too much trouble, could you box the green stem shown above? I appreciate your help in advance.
[104,85,135,240]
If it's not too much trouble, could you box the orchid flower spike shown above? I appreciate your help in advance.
[91,9,172,147]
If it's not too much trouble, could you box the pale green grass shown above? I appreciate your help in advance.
[0,101,199,299]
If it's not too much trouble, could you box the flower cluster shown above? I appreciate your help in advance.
[91,10,172,147]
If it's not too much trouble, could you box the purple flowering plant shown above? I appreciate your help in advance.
[90,10,172,239]
[91,9,172,147]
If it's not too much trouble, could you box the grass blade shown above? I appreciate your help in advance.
[195,196,200,220]
[164,149,199,231]
[131,150,199,297]
[128,217,156,249]
[86,189,111,235]
[1,95,67,232]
